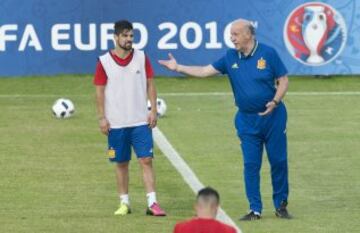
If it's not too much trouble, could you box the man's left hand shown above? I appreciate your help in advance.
[148,111,158,128]
[258,100,277,116]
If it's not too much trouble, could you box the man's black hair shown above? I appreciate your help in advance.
[114,20,133,35]
[197,187,220,205]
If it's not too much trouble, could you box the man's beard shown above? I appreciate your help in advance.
[119,42,132,51]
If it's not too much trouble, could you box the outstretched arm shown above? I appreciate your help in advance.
[158,53,219,78]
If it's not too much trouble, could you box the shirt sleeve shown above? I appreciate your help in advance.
[145,55,154,79]
[93,61,107,85]
[270,48,288,79]
[211,55,228,74]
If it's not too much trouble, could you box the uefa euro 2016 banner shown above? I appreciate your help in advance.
[0,0,359,76]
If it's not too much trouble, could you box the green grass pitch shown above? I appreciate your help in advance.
[0,75,359,233]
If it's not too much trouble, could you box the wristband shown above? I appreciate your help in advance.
[272,99,280,106]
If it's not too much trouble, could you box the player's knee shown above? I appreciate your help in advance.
[139,157,153,166]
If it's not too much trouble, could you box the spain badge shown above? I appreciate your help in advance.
[257,57,266,70]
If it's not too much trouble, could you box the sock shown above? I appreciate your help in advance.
[254,211,261,216]
[120,194,129,206]
[146,192,157,207]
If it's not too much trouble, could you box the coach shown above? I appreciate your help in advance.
[159,18,292,221]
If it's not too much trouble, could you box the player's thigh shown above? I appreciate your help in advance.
[130,125,154,159]
[108,128,132,162]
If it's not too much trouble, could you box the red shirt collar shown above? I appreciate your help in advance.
[110,50,134,66]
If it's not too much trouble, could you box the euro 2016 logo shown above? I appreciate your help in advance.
[283,2,347,66]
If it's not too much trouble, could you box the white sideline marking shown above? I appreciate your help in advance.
[153,127,242,233]
[1,91,360,98]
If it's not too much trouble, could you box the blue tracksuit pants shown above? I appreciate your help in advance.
[235,102,289,213]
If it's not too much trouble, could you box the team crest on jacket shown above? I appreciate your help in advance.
[257,57,266,69]
[283,2,347,66]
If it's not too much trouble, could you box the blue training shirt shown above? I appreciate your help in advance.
[212,41,287,113]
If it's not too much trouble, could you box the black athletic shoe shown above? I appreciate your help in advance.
[239,211,261,221]
[275,201,292,219]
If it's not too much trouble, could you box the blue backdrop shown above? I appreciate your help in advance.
[0,0,359,76]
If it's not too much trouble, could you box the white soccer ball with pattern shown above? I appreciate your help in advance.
[52,98,75,118]
[147,98,167,117]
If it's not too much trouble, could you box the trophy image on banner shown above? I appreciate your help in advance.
[302,6,327,64]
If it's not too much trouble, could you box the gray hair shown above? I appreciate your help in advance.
[248,24,256,35]
[232,18,256,36]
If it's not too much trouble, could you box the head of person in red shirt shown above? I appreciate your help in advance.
[173,187,237,233]
[195,187,221,218]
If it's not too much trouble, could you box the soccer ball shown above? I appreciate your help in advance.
[147,98,167,117]
[52,98,75,118]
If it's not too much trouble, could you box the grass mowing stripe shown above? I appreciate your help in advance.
[161,92,360,96]
[153,127,242,233]
[2,91,360,98]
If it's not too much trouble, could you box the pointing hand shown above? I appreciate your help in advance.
[158,53,178,71]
